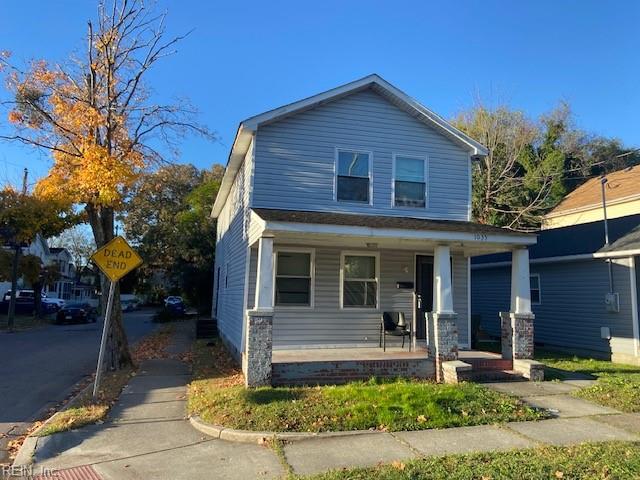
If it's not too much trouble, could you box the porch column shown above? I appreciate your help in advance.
[500,248,535,361]
[431,245,459,381]
[245,235,274,387]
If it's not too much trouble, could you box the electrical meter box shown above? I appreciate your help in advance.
[604,292,620,313]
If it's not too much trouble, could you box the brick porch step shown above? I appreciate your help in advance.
[464,357,513,372]
[470,369,526,383]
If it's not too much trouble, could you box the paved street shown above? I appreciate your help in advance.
[0,309,157,463]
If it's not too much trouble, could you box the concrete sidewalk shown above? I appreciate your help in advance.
[26,333,640,478]
[280,381,640,476]
[29,321,284,480]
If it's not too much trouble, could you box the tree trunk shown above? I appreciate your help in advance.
[7,246,21,331]
[88,203,133,369]
[33,281,43,318]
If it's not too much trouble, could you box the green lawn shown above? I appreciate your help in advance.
[188,340,545,433]
[536,349,640,412]
[297,442,640,480]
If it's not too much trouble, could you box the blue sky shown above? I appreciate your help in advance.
[1,0,638,187]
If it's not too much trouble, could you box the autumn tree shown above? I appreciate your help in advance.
[0,1,210,365]
[123,164,223,310]
[0,187,75,327]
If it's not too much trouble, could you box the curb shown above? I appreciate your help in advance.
[12,382,94,467]
[189,415,382,444]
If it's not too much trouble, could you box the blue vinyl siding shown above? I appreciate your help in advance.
[472,258,637,358]
[252,89,470,221]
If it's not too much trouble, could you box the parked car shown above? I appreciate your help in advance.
[122,299,140,312]
[55,302,98,324]
[164,296,183,307]
[2,290,64,309]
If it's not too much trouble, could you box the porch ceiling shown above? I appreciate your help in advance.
[250,208,536,256]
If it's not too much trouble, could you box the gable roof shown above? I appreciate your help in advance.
[547,166,640,218]
[473,213,640,265]
[211,74,488,218]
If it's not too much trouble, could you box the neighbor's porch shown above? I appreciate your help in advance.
[242,209,542,386]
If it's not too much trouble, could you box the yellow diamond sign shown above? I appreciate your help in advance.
[91,236,143,282]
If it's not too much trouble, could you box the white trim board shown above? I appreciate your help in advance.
[263,220,535,247]
[630,256,640,357]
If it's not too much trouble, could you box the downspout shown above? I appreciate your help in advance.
[601,177,614,293]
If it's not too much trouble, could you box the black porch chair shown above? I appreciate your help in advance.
[379,312,412,352]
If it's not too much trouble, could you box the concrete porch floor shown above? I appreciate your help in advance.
[272,346,502,363]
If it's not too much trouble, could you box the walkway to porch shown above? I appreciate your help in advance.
[271,347,515,385]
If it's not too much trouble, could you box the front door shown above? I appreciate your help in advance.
[415,255,434,339]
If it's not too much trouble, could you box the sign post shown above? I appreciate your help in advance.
[90,236,143,399]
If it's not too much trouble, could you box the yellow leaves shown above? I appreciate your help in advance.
[7,110,23,123]
[35,139,143,208]
[555,471,564,479]
[416,414,428,423]
[391,461,406,471]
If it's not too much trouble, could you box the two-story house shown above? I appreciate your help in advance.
[212,75,539,386]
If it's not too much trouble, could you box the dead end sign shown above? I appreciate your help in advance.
[91,236,143,282]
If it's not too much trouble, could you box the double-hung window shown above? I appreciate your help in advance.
[394,155,427,207]
[530,274,541,304]
[336,150,371,203]
[275,250,313,306]
[341,253,379,308]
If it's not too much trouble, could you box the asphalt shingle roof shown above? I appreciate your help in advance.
[253,208,533,238]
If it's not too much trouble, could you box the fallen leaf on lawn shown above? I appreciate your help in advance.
[555,471,564,479]
[417,415,428,423]
[391,461,405,471]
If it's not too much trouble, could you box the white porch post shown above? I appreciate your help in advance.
[433,245,454,314]
[254,235,274,312]
[430,245,459,382]
[245,235,274,387]
[511,248,532,315]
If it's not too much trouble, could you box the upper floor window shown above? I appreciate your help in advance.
[393,155,427,208]
[336,150,371,203]
[275,250,314,306]
[530,274,541,304]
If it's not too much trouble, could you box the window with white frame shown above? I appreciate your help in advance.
[275,250,313,306]
[336,150,371,203]
[341,253,378,308]
[394,155,426,207]
[530,274,541,304]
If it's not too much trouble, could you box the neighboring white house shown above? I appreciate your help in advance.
[0,234,78,301]
[211,74,539,386]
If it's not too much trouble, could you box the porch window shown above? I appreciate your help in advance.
[393,155,426,207]
[341,253,378,308]
[275,250,313,306]
[336,150,371,203]
[530,274,541,304]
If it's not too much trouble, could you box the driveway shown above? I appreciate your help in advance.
[0,309,157,463]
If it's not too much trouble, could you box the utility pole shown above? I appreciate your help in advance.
[7,168,28,331]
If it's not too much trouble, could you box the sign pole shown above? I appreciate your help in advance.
[93,280,116,399]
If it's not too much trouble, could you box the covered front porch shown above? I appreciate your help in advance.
[242,209,541,386]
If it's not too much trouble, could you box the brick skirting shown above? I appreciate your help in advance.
[272,358,435,386]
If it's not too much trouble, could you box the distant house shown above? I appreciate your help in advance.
[472,214,640,366]
[543,166,640,229]
[211,75,540,386]
[0,234,80,302]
